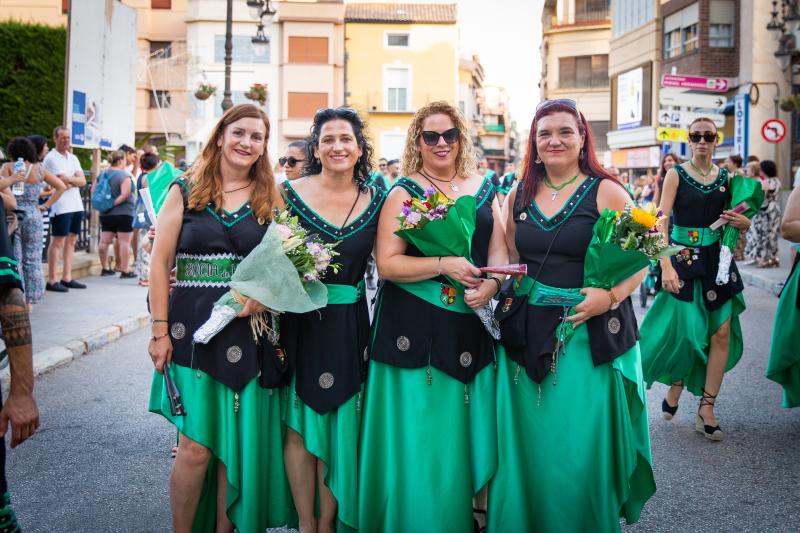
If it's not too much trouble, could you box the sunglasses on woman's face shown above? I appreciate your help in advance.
[688,132,718,143]
[421,128,459,146]
[279,156,306,167]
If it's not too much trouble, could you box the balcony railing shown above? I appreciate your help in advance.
[483,124,506,133]
[544,8,610,29]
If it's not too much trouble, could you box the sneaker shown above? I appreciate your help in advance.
[46,282,69,292]
[120,271,137,279]
[61,279,87,289]
[100,269,116,276]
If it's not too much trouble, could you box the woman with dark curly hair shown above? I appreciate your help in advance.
[0,136,65,307]
[358,101,507,532]
[280,107,385,533]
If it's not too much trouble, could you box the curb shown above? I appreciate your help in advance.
[1,311,150,387]
[739,269,784,297]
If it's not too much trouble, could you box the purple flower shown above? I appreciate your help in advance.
[405,211,422,226]
[401,204,411,216]
[424,187,436,197]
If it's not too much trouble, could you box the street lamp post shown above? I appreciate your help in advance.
[221,1,276,113]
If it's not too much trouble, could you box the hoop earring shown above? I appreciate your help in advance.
[534,155,542,164]
[579,149,585,160]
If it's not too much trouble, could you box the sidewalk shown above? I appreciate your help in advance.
[1,270,150,384]
[737,238,794,297]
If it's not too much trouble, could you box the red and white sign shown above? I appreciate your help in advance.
[761,119,787,143]
[661,74,729,92]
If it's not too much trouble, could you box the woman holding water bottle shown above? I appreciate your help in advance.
[0,137,65,307]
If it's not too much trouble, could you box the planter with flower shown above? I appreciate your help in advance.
[194,82,217,101]
[245,83,268,106]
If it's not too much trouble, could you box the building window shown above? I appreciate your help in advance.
[558,55,608,89]
[151,0,172,8]
[214,35,270,64]
[663,2,699,59]
[288,92,328,118]
[709,0,735,48]
[150,41,172,59]
[612,0,654,37]
[574,0,609,23]
[288,36,329,63]
[384,66,411,111]
[149,90,171,109]
[386,32,410,48]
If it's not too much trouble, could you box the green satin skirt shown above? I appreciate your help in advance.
[148,364,296,533]
[640,280,745,396]
[488,324,655,532]
[281,376,361,532]
[767,262,800,408]
[358,362,497,533]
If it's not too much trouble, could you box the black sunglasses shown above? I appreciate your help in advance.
[421,128,459,146]
[279,156,306,167]
[688,132,718,143]
[535,99,577,113]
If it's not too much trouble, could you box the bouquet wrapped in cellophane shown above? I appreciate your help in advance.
[193,210,339,344]
[584,202,683,289]
[714,174,764,285]
[395,187,502,339]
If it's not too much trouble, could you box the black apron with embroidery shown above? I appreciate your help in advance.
[280,183,386,414]
[369,177,496,383]
[657,165,744,310]
[168,178,282,392]
[506,177,639,383]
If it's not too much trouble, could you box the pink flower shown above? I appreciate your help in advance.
[405,211,422,226]
[275,224,293,241]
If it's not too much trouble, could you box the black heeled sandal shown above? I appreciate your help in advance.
[473,508,487,533]
[661,381,682,421]
[696,388,723,441]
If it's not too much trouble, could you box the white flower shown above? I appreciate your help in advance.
[275,224,293,241]
[405,211,422,226]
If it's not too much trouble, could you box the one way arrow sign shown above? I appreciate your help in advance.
[659,88,728,110]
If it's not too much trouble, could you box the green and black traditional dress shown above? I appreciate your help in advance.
[495,172,516,196]
[148,178,295,533]
[280,182,385,531]
[358,177,498,533]
[489,177,655,532]
[640,165,745,395]
[767,253,800,407]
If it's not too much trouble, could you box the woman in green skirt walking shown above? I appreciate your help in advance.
[640,117,753,440]
[767,186,800,407]
[148,104,295,532]
[359,101,507,532]
[489,99,655,532]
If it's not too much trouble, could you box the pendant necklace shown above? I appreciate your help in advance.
[689,159,713,182]
[543,174,579,201]
[222,181,253,194]
[420,168,459,192]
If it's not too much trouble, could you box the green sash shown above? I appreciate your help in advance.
[176,254,240,285]
[325,280,366,305]
[671,225,721,247]
[395,279,473,314]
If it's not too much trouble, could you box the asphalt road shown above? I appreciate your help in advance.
[5,285,799,532]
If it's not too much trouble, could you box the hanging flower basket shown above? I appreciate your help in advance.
[195,83,217,101]
[246,83,268,106]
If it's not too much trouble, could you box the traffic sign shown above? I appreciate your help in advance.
[761,119,787,143]
[659,89,727,110]
[657,127,724,144]
[661,74,729,92]
[658,109,726,127]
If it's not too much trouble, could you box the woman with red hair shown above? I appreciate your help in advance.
[488,99,655,532]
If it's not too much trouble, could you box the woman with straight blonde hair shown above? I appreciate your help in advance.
[148,104,295,532]
[359,101,508,532]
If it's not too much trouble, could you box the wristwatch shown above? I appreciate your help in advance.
[606,289,620,310]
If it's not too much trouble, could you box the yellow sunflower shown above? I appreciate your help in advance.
[631,207,658,229]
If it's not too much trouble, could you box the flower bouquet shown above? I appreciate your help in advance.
[193,210,339,344]
[395,187,502,338]
[584,202,683,290]
[713,174,764,285]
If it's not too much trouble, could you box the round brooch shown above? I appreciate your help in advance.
[720,186,726,193]
[396,336,411,352]
[731,272,738,283]
[319,372,335,389]
[170,322,186,340]
[226,345,243,363]
[459,351,473,367]
[678,280,685,289]
[607,317,621,335]
[706,290,718,302]
[519,212,528,221]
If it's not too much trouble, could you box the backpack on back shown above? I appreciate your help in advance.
[92,171,115,213]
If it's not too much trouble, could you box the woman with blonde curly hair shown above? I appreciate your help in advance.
[148,104,295,532]
[358,101,508,532]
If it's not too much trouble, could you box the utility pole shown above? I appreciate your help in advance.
[222,0,234,112]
